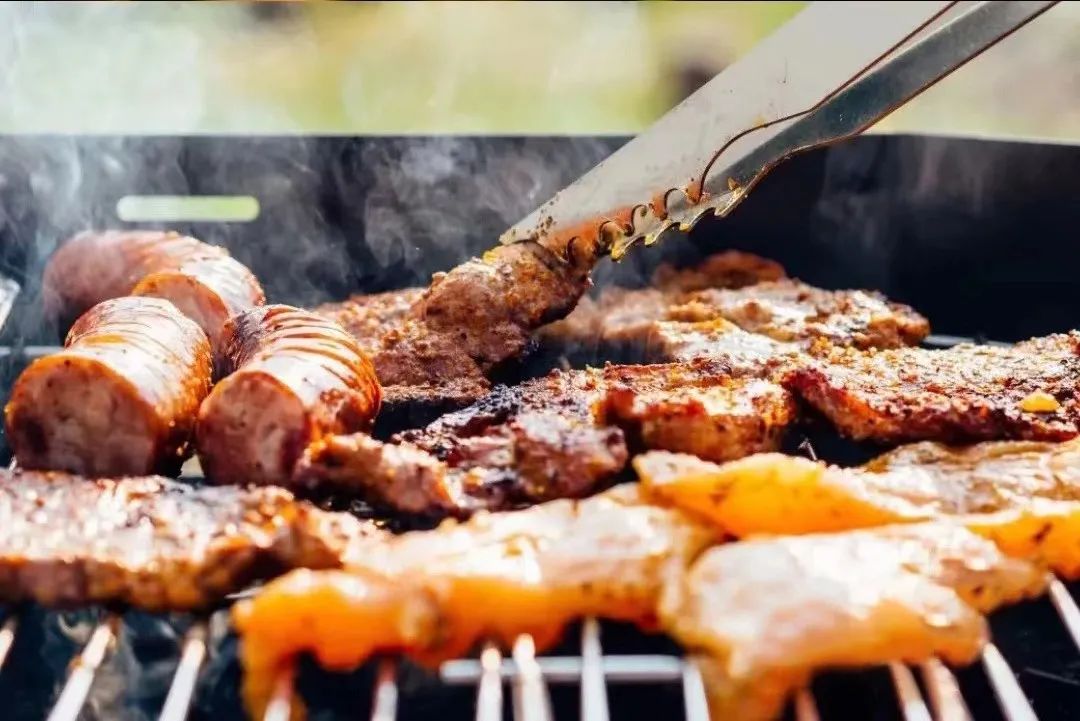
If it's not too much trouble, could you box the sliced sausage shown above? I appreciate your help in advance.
[5,297,213,476]
[42,230,265,355]
[197,305,382,486]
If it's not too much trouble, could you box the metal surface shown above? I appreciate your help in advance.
[158,624,208,721]
[45,619,116,721]
[500,1,1057,259]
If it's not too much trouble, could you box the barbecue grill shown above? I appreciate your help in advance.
[0,133,1078,721]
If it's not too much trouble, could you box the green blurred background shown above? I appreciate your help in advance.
[0,1,1076,138]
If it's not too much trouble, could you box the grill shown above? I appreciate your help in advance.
[0,133,1079,720]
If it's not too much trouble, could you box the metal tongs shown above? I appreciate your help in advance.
[500,1,1058,259]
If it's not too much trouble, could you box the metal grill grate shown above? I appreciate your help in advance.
[1,334,1079,721]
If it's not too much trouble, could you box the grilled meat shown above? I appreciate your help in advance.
[5,297,212,476]
[233,485,717,719]
[647,319,799,368]
[787,332,1080,443]
[636,438,1080,536]
[313,288,424,356]
[298,359,794,515]
[636,439,1080,581]
[197,305,382,486]
[664,523,1046,721]
[42,230,265,356]
[370,239,599,409]
[0,468,376,610]
[542,252,928,359]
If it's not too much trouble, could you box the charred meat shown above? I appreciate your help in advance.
[5,297,213,476]
[298,359,794,515]
[787,332,1080,443]
[197,305,382,486]
[0,468,375,610]
[313,288,424,357]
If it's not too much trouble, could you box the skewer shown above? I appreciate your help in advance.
[158,622,209,721]
[263,666,295,721]
[981,643,1038,721]
[370,658,398,721]
[888,662,932,721]
[46,617,117,721]
[475,641,503,721]
[919,658,973,721]
[0,614,16,672]
[511,634,552,721]
[580,618,610,721]
[1047,577,1080,652]
[794,689,820,721]
[680,660,710,721]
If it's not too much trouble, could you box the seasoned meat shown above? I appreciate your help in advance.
[233,485,717,719]
[298,360,795,515]
[651,250,787,292]
[663,524,1046,721]
[42,230,265,355]
[636,438,1080,537]
[197,305,381,486]
[602,361,796,463]
[5,297,212,476]
[787,332,1080,443]
[543,262,927,361]
[636,439,1080,582]
[671,279,929,349]
[0,468,377,610]
[540,250,785,350]
[313,288,424,356]
[647,319,799,369]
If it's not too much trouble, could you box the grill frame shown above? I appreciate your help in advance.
[0,133,1079,720]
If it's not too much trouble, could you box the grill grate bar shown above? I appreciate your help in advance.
[444,654,685,684]
[158,623,208,721]
[46,618,116,721]
[580,618,610,721]
[512,634,553,721]
[263,666,295,721]
[1048,578,1080,652]
[890,662,933,721]
[982,644,1038,721]
[794,689,821,721]
[476,642,504,721]
[680,659,710,721]
[371,658,399,721]
[920,659,973,721]
[0,615,16,672]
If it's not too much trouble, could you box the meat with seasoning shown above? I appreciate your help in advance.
[296,359,795,516]
[663,523,1045,721]
[42,230,265,356]
[233,484,717,720]
[197,305,381,486]
[786,332,1080,443]
[5,297,212,476]
[0,468,377,610]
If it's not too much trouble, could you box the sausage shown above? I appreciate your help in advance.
[197,305,382,486]
[5,297,213,476]
[42,230,265,355]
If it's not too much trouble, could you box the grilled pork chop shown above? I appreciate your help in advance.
[314,288,424,356]
[296,359,795,515]
[787,332,1080,443]
[665,523,1046,721]
[543,252,928,358]
[0,469,374,610]
[233,485,717,719]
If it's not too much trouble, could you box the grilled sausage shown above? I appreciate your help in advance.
[197,305,382,486]
[5,297,213,476]
[42,230,265,355]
